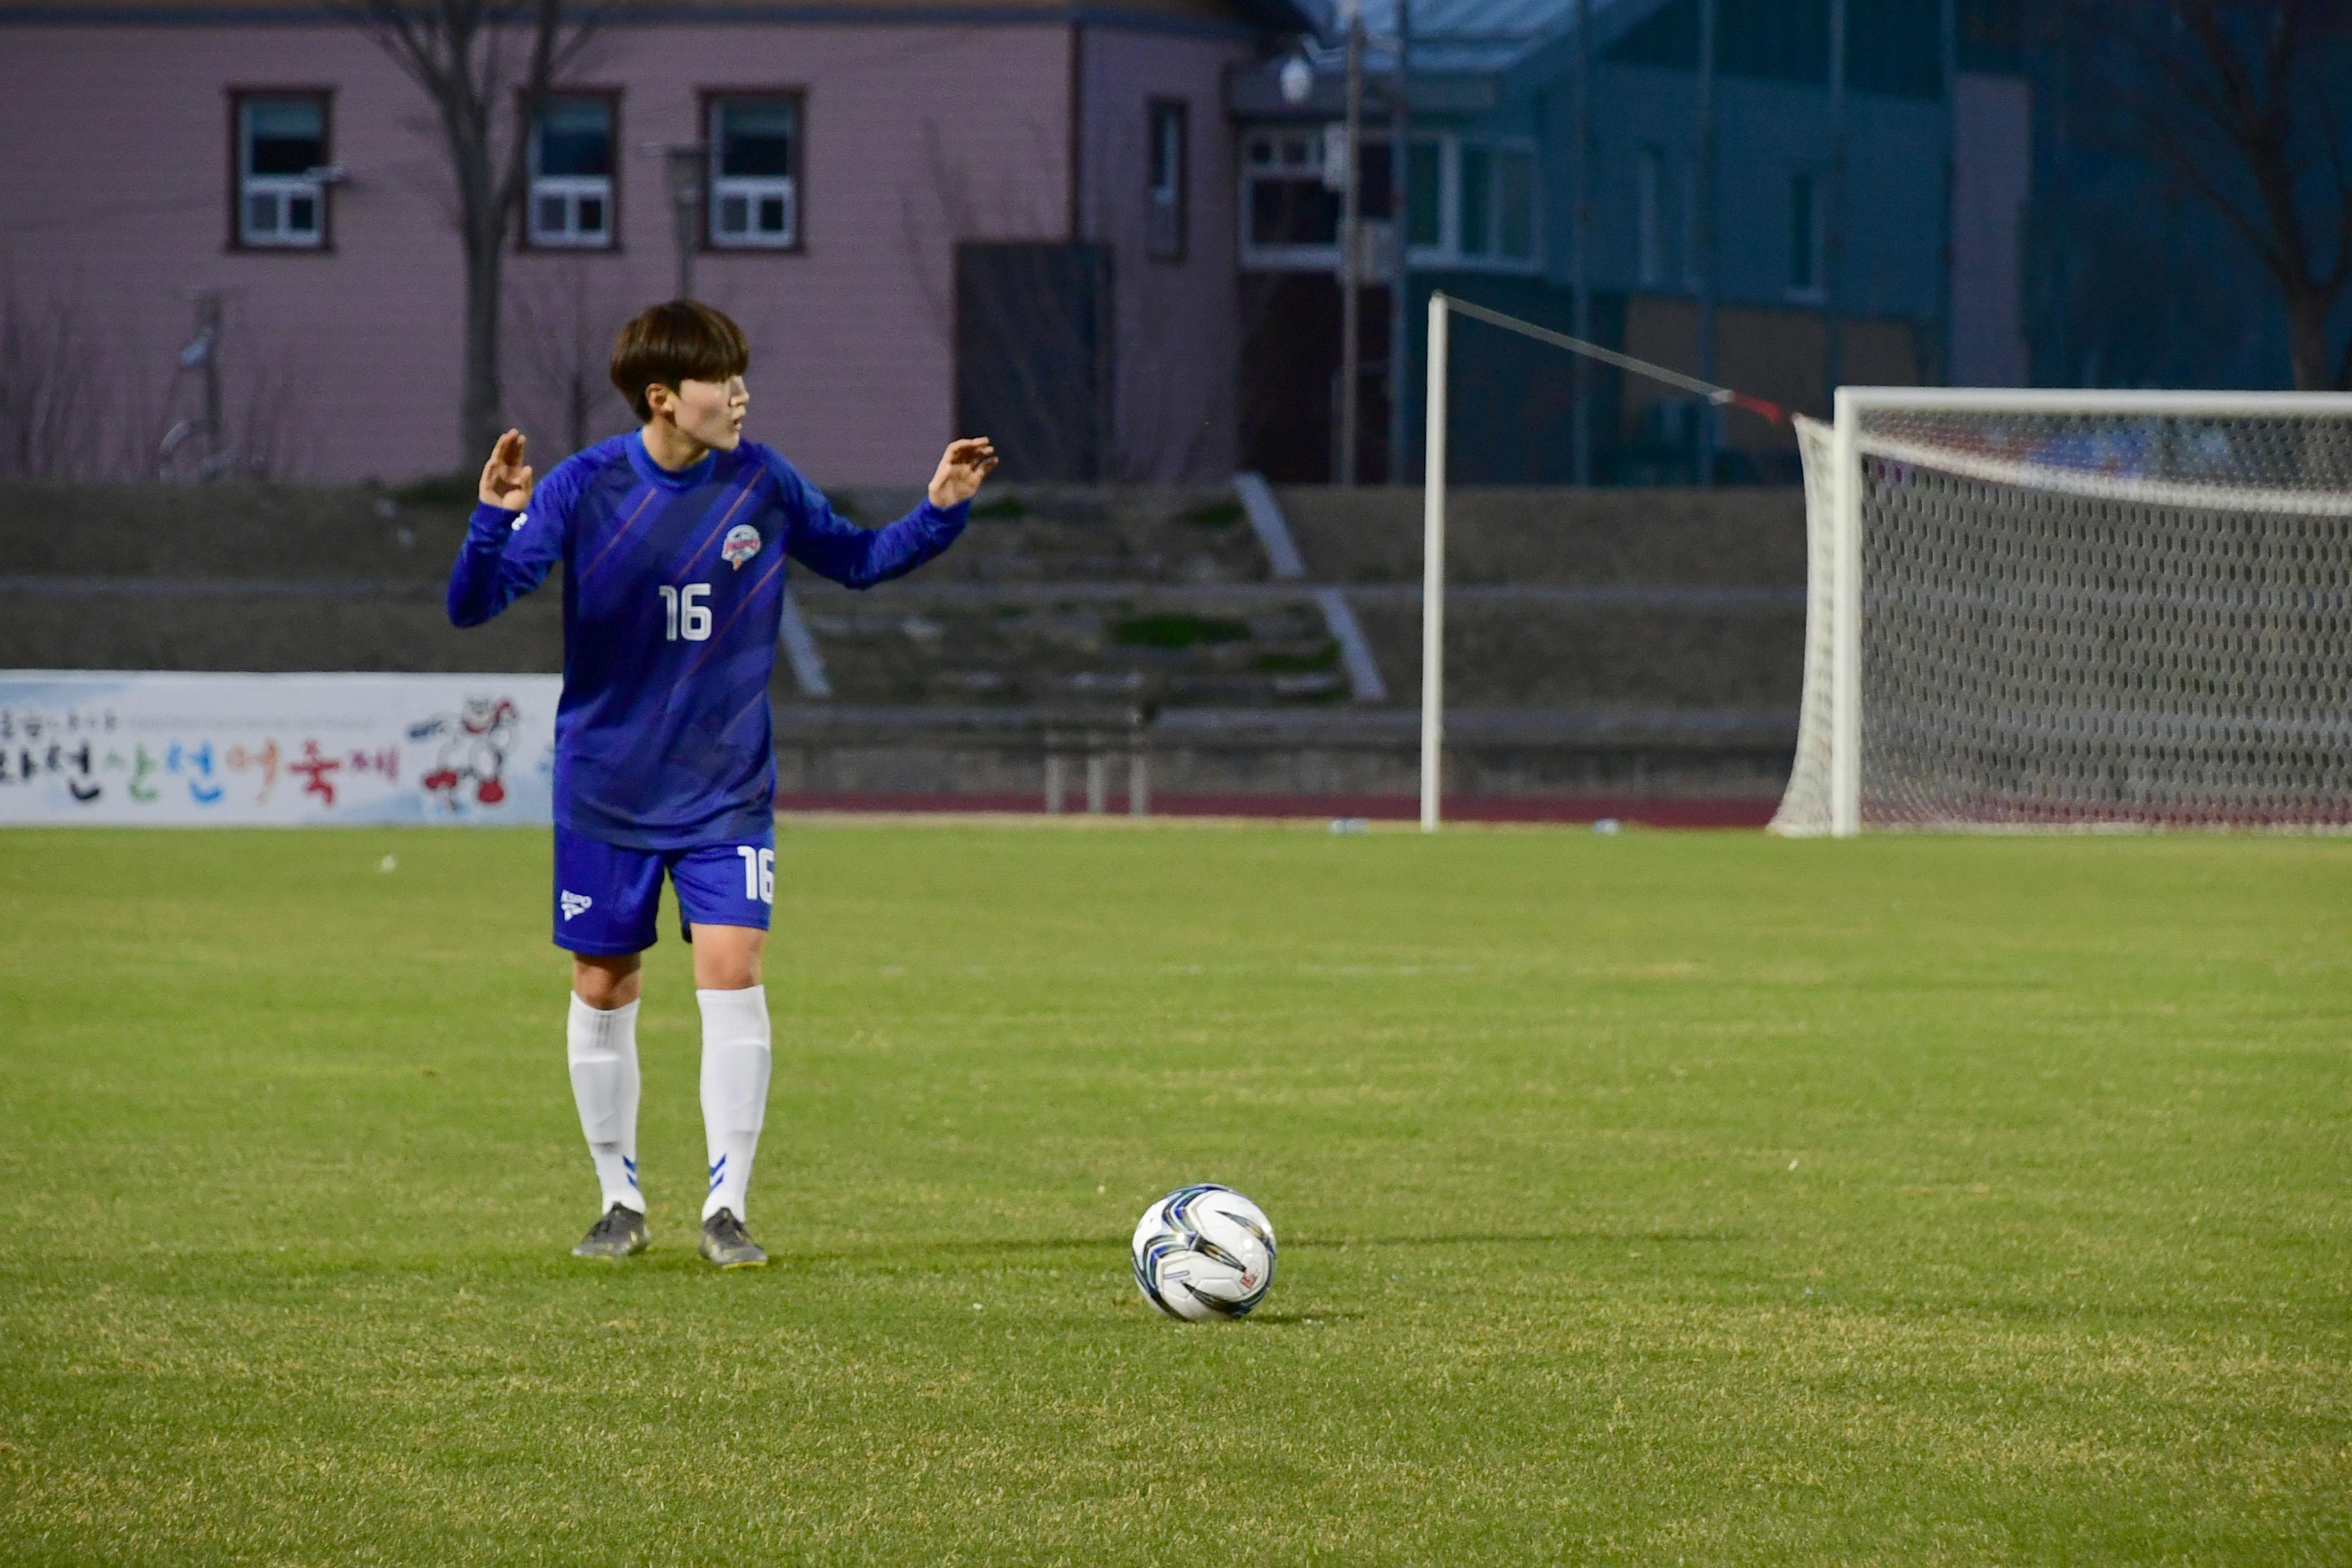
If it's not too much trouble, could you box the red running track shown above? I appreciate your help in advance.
[774,791,1779,828]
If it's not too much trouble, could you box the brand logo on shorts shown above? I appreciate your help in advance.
[560,890,594,921]
[721,522,763,570]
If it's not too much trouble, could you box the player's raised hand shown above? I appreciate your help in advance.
[928,437,999,509]
[478,429,534,510]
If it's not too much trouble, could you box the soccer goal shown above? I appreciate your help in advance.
[1772,388,2352,834]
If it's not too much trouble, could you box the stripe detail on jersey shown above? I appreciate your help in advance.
[715,689,770,749]
[683,545,792,691]
[575,484,663,587]
[700,542,794,723]
[675,481,765,580]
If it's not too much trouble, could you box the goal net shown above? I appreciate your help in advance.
[1772,390,2352,834]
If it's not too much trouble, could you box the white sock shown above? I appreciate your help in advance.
[567,994,643,1215]
[698,985,772,1222]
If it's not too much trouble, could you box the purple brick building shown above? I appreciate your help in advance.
[0,0,1307,485]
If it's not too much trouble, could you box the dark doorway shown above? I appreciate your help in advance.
[955,242,1115,482]
[1237,273,1393,484]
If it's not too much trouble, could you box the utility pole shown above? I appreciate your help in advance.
[1825,0,1847,404]
[1694,0,1719,485]
[1571,0,1593,487]
[659,142,704,300]
[1338,0,1366,486]
[1387,0,1413,484]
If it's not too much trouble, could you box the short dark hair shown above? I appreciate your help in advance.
[609,300,750,422]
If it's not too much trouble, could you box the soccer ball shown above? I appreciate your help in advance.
[1130,1184,1277,1320]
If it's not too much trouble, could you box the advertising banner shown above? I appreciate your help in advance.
[0,671,561,827]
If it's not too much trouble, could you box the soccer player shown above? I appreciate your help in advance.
[447,300,996,1268]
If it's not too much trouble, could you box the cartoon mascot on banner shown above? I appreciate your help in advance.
[410,696,519,810]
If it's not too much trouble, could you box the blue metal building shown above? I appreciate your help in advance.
[1227,0,2029,482]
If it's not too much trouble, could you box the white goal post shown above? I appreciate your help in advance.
[1774,387,2352,835]
[1421,294,1448,831]
[1417,291,1781,830]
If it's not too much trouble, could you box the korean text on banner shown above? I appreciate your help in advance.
[0,672,563,827]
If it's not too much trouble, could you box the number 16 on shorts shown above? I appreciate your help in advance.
[737,845,774,903]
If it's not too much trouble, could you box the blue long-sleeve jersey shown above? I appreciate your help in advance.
[447,430,968,848]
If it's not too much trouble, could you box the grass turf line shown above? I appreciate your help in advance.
[0,826,2346,1565]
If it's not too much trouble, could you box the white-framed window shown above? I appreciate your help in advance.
[1240,127,1537,273]
[1147,98,1189,261]
[1788,170,1824,299]
[706,93,801,250]
[233,92,330,250]
[1457,144,1535,264]
[527,94,616,249]
[1241,125,1341,265]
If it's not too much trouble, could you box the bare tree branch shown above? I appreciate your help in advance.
[511,256,632,451]
[2142,113,2293,280]
[331,0,660,463]
[2064,0,2352,387]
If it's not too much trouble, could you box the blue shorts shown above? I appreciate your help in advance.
[552,824,774,955]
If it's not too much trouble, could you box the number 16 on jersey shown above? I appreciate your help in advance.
[658,583,712,642]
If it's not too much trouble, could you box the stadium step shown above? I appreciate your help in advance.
[824,483,1269,584]
[787,583,1351,708]
[1271,483,1807,588]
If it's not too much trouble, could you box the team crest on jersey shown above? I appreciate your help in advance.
[721,523,763,570]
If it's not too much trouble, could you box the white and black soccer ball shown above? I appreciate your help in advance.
[1130,1184,1277,1321]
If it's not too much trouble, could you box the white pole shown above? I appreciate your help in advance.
[1828,386,1862,837]
[1419,292,1449,832]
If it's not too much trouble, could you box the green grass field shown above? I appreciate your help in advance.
[2,824,2346,1565]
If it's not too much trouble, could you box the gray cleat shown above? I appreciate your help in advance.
[699,1208,768,1269]
[573,1202,649,1259]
